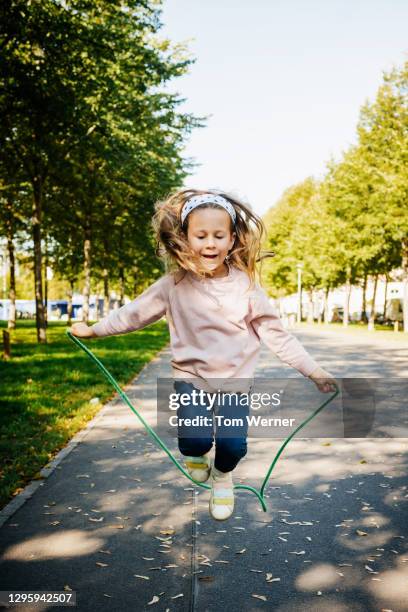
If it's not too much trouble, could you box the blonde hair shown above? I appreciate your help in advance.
[152,188,274,288]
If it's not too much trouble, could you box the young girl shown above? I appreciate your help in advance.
[71,189,335,521]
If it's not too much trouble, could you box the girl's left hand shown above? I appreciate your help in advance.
[309,366,338,393]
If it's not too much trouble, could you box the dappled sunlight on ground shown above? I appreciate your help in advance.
[239,438,407,486]
[367,555,408,603]
[296,562,344,590]
[1,530,104,561]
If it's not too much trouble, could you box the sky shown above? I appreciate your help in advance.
[158,0,408,216]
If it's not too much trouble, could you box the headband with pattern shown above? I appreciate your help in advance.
[180,194,237,226]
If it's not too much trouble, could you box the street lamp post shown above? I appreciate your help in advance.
[296,263,303,324]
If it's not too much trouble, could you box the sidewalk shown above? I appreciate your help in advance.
[0,329,407,611]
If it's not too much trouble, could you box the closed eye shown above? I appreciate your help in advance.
[196,235,225,239]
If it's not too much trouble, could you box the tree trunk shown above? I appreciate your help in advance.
[382,273,389,319]
[118,226,125,307]
[402,239,408,333]
[317,290,323,324]
[368,274,379,331]
[307,289,314,324]
[119,265,125,307]
[343,268,351,327]
[82,227,91,323]
[5,200,16,330]
[133,266,139,296]
[32,180,47,343]
[67,279,74,325]
[103,268,109,316]
[323,286,330,324]
[361,272,368,323]
[44,235,48,326]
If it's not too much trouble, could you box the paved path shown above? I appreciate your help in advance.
[0,327,407,611]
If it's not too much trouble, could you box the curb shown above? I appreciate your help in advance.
[0,344,169,529]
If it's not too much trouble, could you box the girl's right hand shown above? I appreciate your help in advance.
[70,322,96,338]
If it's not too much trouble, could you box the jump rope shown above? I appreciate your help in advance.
[67,331,339,512]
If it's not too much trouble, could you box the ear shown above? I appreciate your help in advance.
[228,232,236,250]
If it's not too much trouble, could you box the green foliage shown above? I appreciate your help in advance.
[263,60,407,298]
[0,1,205,336]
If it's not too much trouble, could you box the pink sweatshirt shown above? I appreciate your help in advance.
[91,265,320,390]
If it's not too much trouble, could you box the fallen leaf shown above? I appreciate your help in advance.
[96,562,108,568]
[134,575,150,580]
[356,530,368,536]
[147,596,160,605]
[236,549,246,554]
[289,551,305,555]
[160,529,175,535]
[252,594,267,601]
[170,594,183,599]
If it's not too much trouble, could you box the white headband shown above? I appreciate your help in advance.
[180,194,237,226]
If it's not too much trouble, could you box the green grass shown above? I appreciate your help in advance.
[0,320,169,509]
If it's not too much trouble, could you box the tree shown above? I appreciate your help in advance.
[0,0,203,338]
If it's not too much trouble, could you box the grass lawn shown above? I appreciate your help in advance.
[0,320,169,509]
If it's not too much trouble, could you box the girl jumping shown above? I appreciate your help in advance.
[71,189,336,521]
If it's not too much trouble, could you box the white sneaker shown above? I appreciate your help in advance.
[209,464,234,521]
[184,453,211,483]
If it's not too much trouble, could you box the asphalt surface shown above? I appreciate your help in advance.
[0,326,407,612]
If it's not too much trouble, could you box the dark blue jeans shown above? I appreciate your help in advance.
[174,381,249,473]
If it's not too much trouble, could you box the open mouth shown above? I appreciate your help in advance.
[202,254,218,259]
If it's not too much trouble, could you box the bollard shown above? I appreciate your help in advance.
[394,321,399,333]
[3,330,11,360]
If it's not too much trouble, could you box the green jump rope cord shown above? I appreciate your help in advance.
[67,331,339,511]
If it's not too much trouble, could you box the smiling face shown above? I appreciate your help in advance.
[186,206,236,277]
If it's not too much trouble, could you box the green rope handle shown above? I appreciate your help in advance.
[67,331,339,511]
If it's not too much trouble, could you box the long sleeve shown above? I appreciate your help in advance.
[91,274,171,338]
[249,285,320,377]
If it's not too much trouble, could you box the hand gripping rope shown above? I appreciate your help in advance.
[67,331,339,511]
